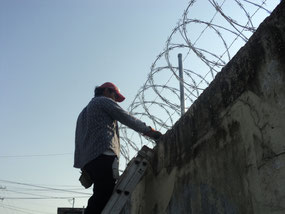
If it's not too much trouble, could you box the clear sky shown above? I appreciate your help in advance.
[0,0,188,213]
[0,0,280,213]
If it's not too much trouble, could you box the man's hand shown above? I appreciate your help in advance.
[144,127,162,141]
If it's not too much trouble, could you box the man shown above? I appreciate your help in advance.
[74,82,162,214]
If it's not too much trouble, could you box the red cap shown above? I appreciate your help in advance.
[99,82,125,102]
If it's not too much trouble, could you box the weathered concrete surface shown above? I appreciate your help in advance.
[122,1,285,214]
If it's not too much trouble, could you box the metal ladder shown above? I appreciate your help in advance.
[102,146,153,214]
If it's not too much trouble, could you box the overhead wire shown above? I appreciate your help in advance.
[0,203,53,214]
[0,153,72,158]
[0,179,91,196]
[1,189,89,200]
[1,196,89,200]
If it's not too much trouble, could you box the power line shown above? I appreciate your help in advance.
[6,187,83,192]
[2,189,87,199]
[1,196,89,200]
[0,179,91,196]
[0,153,72,158]
[0,203,53,214]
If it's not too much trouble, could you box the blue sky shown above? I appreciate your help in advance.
[0,0,280,213]
[0,0,188,213]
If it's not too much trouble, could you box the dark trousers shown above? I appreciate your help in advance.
[83,155,116,214]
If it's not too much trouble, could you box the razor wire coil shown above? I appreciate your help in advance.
[119,0,278,165]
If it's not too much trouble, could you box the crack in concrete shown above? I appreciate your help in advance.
[257,151,285,170]
[237,96,280,163]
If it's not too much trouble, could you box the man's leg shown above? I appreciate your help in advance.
[83,155,116,214]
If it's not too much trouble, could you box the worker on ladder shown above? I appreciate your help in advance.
[74,82,162,214]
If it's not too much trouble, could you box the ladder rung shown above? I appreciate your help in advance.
[102,146,153,214]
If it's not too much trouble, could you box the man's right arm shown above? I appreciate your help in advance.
[101,97,162,140]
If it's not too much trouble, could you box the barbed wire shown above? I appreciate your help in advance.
[119,0,278,165]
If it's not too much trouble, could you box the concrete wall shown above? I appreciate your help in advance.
[122,1,285,214]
